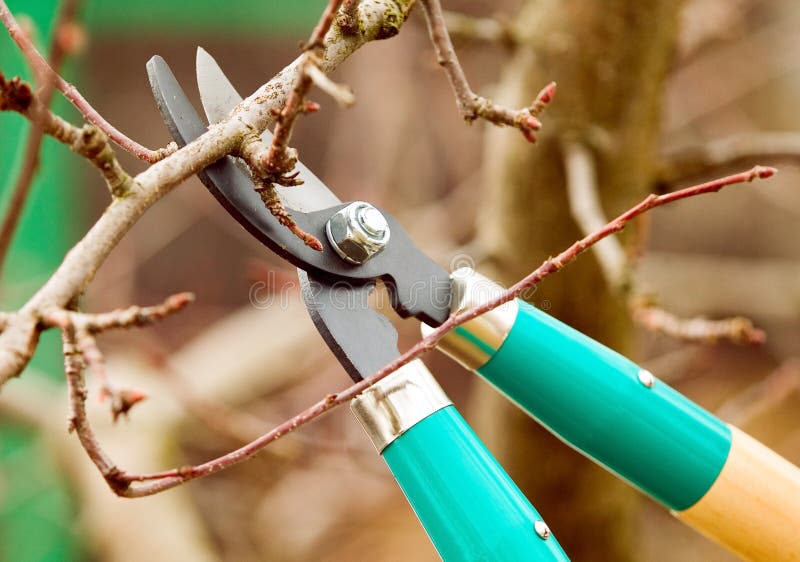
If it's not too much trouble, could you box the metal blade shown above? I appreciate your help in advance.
[197,47,243,125]
[196,47,340,212]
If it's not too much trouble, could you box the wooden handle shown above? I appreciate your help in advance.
[675,426,800,561]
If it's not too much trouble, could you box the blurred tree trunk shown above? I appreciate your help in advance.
[472,1,684,559]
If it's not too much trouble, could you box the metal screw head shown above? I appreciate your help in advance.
[325,202,391,264]
[638,369,655,388]
[534,520,551,540]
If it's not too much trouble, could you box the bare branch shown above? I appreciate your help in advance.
[43,293,193,423]
[306,0,347,49]
[716,360,800,426]
[306,63,355,107]
[61,326,130,494]
[561,141,767,344]
[631,302,766,345]
[443,11,516,46]
[74,328,147,422]
[0,73,132,197]
[43,292,194,333]
[236,0,355,250]
[420,0,555,142]
[0,0,414,387]
[73,165,775,498]
[562,140,628,290]
[660,132,800,186]
[0,0,174,163]
[0,0,83,276]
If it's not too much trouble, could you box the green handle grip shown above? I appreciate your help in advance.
[382,405,568,561]
[477,300,731,511]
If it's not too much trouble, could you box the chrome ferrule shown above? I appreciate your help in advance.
[350,360,451,453]
[421,267,519,370]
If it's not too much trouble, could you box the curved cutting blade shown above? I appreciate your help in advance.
[196,47,340,213]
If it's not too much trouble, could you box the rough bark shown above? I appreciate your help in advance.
[473,1,684,559]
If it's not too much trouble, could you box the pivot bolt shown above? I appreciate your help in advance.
[326,202,391,264]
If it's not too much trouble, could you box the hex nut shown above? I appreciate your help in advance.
[325,202,390,264]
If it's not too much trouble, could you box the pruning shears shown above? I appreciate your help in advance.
[147,50,800,562]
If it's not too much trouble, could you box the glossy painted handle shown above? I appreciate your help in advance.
[478,300,731,510]
[382,405,568,561]
[475,300,800,561]
[426,270,800,559]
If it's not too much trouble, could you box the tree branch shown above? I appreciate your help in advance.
[61,325,130,494]
[237,0,363,250]
[0,0,175,163]
[442,10,516,47]
[45,293,193,423]
[43,292,194,333]
[659,131,800,186]
[562,140,628,290]
[0,73,132,196]
[0,0,82,276]
[0,0,417,388]
[419,0,555,142]
[631,302,766,345]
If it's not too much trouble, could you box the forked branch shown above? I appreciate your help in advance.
[0,0,174,163]
[0,0,414,388]
[0,0,83,276]
[46,293,194,423]
[0,73,132,197]
[420,0,555,142]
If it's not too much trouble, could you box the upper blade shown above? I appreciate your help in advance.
[196,47,340,212]
[197,47,242,126]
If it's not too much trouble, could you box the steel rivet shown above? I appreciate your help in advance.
[638,369,655,388]
[534,520,550,540]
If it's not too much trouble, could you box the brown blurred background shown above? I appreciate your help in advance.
[1,0,799,560]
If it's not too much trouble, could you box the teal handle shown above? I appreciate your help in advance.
[382,406,568,561]
[477,301,732,510]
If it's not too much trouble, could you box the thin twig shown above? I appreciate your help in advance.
[0,0,174,163]
[45,293,193,423]
[306,63,355,107]
[562,140,627,289]
[632,302,766,345]
[306,0,346,49]
[0,74,132,196]
[0,0,82,276]
[660,131,800,186]
[562,141,766,343]
[420,0,555,142]
[84,165,774,497]
[237,0,347,250]
[716,360,800,426]
[73,327,147,422]
[61,326,130,494]
[43,292,195,333]
[443,11,516,46]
